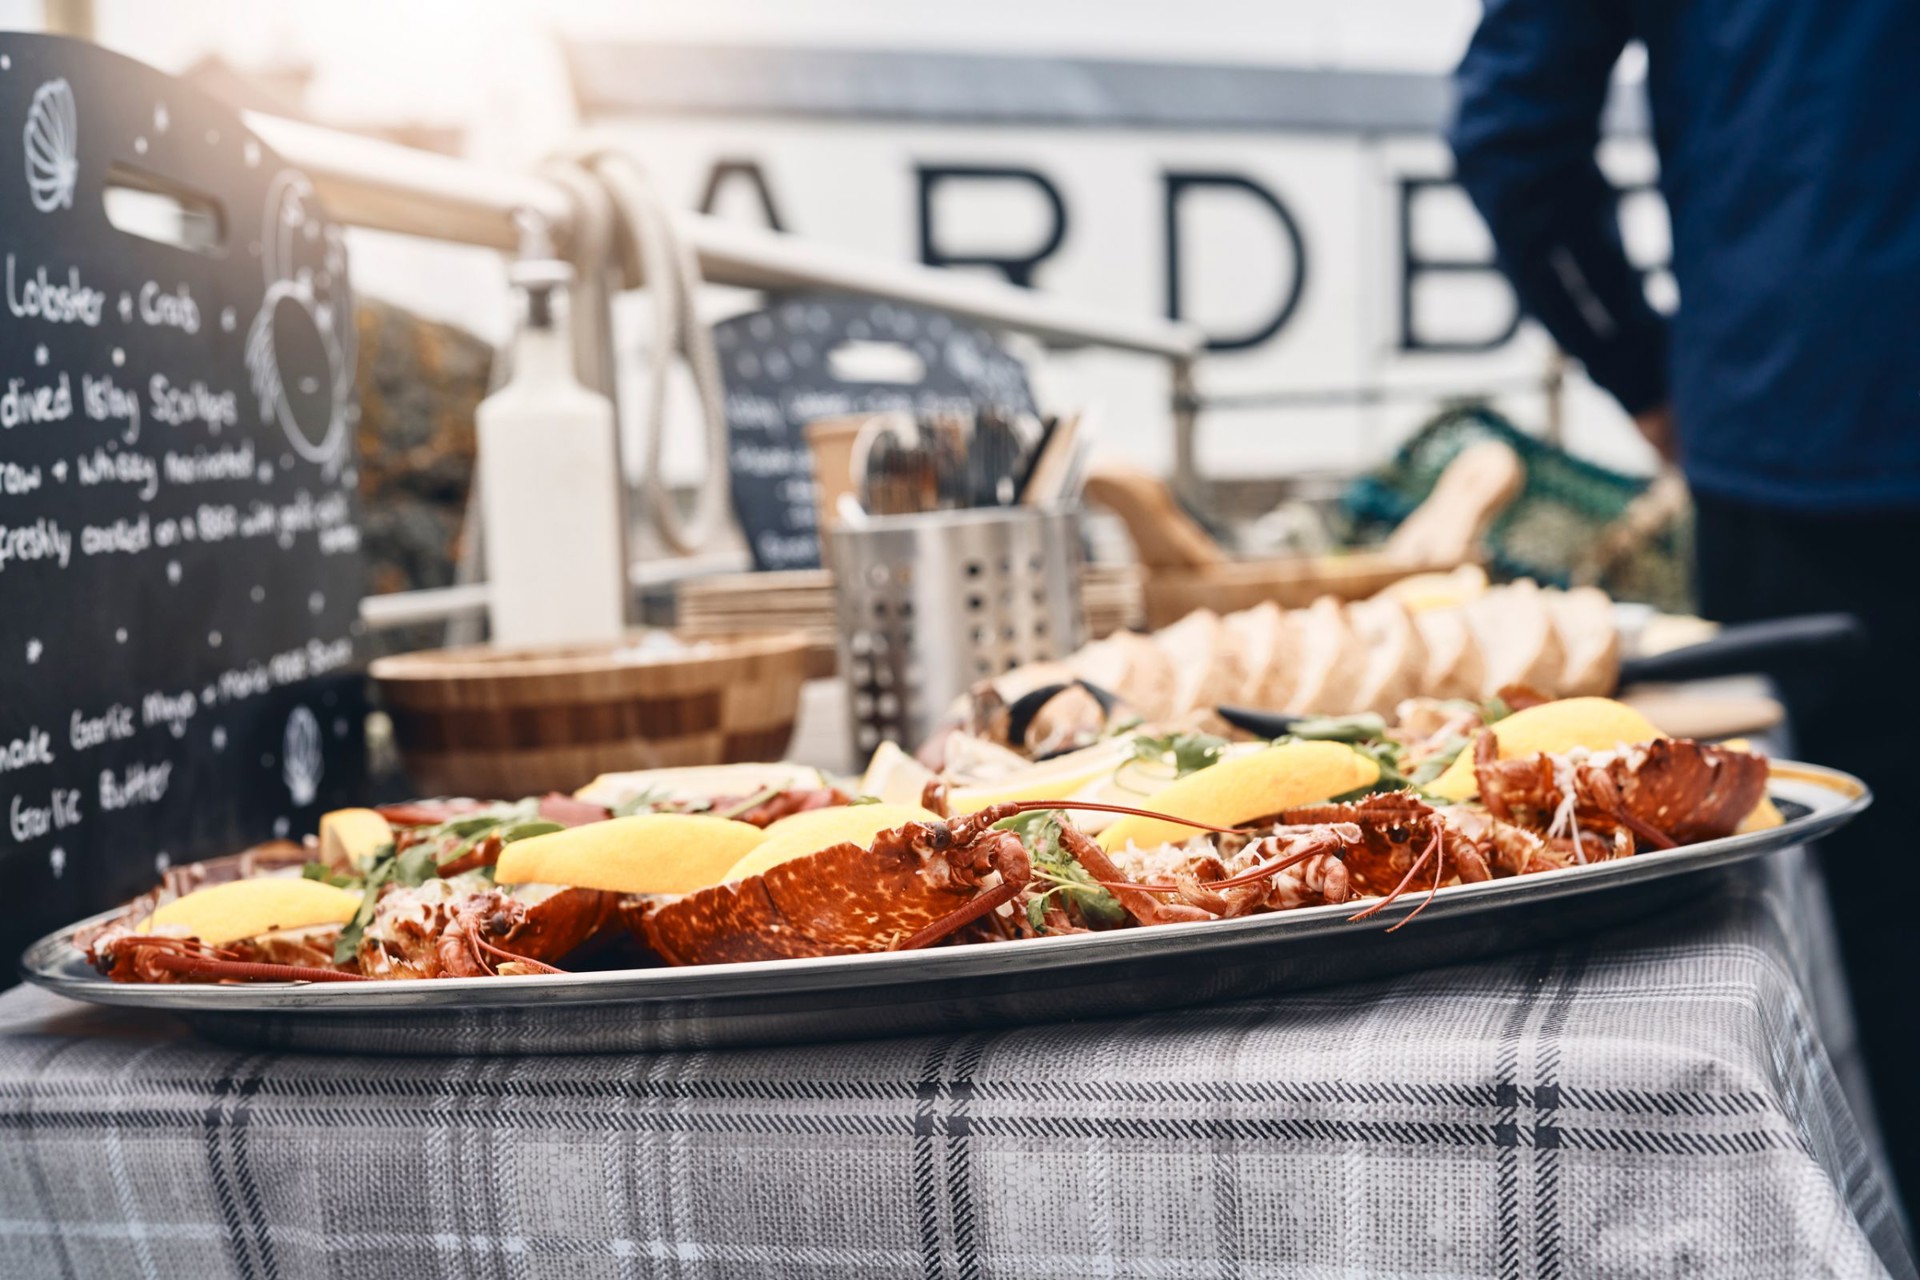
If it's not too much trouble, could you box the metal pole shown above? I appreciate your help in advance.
[244,112,1204,361]
[1170,356,1201,507]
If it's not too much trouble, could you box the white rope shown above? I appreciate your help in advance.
[589,152,732,557]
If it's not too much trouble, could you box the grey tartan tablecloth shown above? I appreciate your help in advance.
[0,848,1911,1280]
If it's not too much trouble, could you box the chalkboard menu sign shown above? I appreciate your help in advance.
[0,34,366,966]
[717,295,1035,570]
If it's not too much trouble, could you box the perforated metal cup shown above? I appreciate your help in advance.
[830,508,1085,756]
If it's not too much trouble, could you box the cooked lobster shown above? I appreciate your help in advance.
[358,879,618,979]
[1475,735,1769,860]
[85,928,364,984]
[635,802,1040,965]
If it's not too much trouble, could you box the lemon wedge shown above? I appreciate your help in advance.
[318,807,392,871]
[859,740,939,807]
[946,736,1140,813]
[142,878,361,947]
[1426,697,1664,802]
[1098,740,1379,852]
[722,802,937,881]
[495,813,766,895]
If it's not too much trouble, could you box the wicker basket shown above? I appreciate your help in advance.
[370,631,811,798]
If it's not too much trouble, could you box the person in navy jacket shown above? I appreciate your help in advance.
[1452,0,1920,1214]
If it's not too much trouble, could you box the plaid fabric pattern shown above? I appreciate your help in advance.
[0,848,1910,1280]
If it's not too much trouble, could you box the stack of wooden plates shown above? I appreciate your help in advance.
[678,571,841,677]
[1081,565,1145,637]
[677,566,1143,675]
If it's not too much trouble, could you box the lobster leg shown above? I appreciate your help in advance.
[463,920,568,976]
[892,878,1027,951]
[1348,827,1446,927]
[1205,828,1361,889]
[1055,826,1213,925]
[894,829,1035,951]
[143,950,367,983]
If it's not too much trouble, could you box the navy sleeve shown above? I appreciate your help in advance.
[1449,0,1669,416]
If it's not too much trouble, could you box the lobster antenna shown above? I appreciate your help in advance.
[996,799,1246,837]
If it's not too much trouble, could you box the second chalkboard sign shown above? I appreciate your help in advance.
[716,295,1036,570]
[0,34,367,971]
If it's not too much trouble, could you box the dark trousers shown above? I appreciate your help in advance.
[1693,490,1920,1213]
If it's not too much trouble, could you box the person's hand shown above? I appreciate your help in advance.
[1633,403,1679,464]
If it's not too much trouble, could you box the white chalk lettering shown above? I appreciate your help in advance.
[163,440,254,485]
[195,504,238,541]
[140,688,196,732]
[99,760,171,812]
[0,725,55,774]
[75,448,159,502]
[0,373,73,428]
[148,375,237,430]
[9,788,81,842]
[137,280,200,334]
[0,461,42,496]
[79,513,151,557]
[70,704,135,751]
[81,372,142,444]
[0,519,72,571]
[4,255,105,326]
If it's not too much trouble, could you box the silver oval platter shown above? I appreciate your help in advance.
[19,762,1868,1054]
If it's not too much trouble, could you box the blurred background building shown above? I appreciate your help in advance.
[0,0,1669,507]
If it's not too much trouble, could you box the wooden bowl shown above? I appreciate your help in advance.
[370,631,811,798]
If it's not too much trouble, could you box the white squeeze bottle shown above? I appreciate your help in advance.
[475,253,628,648]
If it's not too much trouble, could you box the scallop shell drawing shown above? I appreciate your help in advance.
[24,78,78,214]
[245,169,354,473]
[281,705,323,807]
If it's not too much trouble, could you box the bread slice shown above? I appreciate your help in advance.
[1073,631,1177,724]
[1224,602,1285,704]
[1348,597,1429,714]
[1284,597,1369,716]
[1154,609,1243,718]
[1462,580,1565,698]
[1546,586,1620,697]
[1067,636,1129,699]
[1412,606,1486,701]
[1249,607,1305,711]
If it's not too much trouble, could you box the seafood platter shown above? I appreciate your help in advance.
[24,631,1867,1050]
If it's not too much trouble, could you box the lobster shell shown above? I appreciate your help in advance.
[1476,737,1768,849]
[359,884,618,979]
[634,820,1016,966]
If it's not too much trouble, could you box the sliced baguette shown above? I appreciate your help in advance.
[1284,597,1369,716]
[1463,580,1565,698]
[1224,602,1285,704]
[1546,586,1621,697]
[1067,636,1130,699]
[1348,597,1429,714]
[1412,606,1486,701]
[1249,606,1305,711]
[1154,609,1243,718]
[1073,631,1178,723]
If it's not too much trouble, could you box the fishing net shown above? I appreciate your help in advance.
[1343,403,1693,612]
